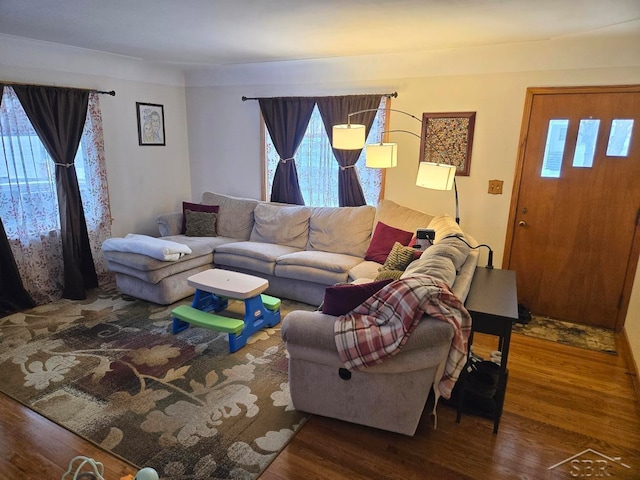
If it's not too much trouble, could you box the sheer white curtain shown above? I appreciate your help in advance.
[79,94,112,286]
[0,88,111,304]
[265,97,387,206]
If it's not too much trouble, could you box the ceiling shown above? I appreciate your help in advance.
[1,0,639,70]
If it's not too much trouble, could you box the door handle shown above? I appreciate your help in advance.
[518,221,527,227]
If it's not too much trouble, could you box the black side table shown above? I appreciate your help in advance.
[457,267,518,433]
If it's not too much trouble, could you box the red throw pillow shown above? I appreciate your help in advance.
[181,202,219,234]
[322,279,394,316]
[364,222,414,264]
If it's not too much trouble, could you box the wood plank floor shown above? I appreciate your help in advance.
[1,332,638,479]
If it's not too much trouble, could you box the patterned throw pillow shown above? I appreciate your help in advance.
[374,269,404,281]
[184,210,218,237]
[380,241,416,272]
[181,201,219,234]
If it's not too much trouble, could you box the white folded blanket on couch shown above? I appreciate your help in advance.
[102,233,192,261]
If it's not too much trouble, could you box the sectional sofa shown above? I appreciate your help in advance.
[102,191,478,307]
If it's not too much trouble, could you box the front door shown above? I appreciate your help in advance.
[504,86,640,330]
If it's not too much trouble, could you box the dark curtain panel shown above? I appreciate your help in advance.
[14,85,98,300]
[317,95,382,206]
[0,217,36,316]
[0,86,36,315]
[259,97,316,205]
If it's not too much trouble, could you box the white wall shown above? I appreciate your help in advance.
[0,35,191,237]
[99,80,190,236]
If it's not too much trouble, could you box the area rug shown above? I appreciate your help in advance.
[0,284,318,479]
[512,315,617,355]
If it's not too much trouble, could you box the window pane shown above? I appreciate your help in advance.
[573,119,600,168]
[296,111,339,206]
[0,92,60,236]
[541,119,569,178]
[606,119,633,157]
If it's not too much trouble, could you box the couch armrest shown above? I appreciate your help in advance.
[282,309,455,354]
[281,310,337,351]
[156,211,182,237]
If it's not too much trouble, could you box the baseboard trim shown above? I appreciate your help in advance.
[619,328,640,401]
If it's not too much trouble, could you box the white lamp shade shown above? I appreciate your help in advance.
[332,124,366,149]
[416,162,456,190]
[365,143,398,168]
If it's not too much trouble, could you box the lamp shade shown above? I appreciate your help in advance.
[366,143,398,168]
[416,162,456,191]
[332,124,366,149]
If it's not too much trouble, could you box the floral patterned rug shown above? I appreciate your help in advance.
[512,315,617,355]
[0,284,317,479]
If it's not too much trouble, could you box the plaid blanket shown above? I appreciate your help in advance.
[334,274,471,399]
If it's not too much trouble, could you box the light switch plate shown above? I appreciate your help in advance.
[488,180,503,194]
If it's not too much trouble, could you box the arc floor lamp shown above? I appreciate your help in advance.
[332,108,460,224]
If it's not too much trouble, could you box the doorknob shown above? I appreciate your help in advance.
[519,221,527,227]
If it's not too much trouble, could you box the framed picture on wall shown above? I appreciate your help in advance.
[136,102,165,146]
[419,112,476,176]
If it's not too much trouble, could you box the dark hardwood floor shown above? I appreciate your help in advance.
[1,332,638,479]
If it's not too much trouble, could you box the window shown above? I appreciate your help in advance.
[573,119,600,168]
[264,97,387,206]
[0,87,111,304]
[541,119,569,178]
[0,131,59,235]
[606,119,633,157]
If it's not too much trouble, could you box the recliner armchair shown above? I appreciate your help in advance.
[281,240,479,435]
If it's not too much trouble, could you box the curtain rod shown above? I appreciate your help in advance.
[0,81,116,96]
[241,92,397,102]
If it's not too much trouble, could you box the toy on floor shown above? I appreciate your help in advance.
[61,456,105,480]
[121,467,159,480]
[61,456,158,480]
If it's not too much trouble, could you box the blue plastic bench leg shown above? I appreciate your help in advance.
[227,295,281,353]
[172,317,190,334]
[192,289,228,313]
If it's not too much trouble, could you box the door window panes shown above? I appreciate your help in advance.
[541,119,569,178]
[573,119,600,168]
[606,119,633,157]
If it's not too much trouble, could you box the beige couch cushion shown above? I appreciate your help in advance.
[373,199,434,236]
[401,254,457,287]
[348,260,382,281]
[275,251,362,285]
[214,241,301,276]
[307,205,375,257]
[201,192,258,240]
[426,238,471,271]
[428,214,465,244]
[277,250,363,273]
[250,203,311,249]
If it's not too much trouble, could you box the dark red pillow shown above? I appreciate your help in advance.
[322,279,394,316]
[181,202,219,234]
[364,222,414,264]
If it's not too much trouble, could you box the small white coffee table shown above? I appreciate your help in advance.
[171,269,281,352]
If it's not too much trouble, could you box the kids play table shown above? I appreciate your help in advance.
[171,269,281,352]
